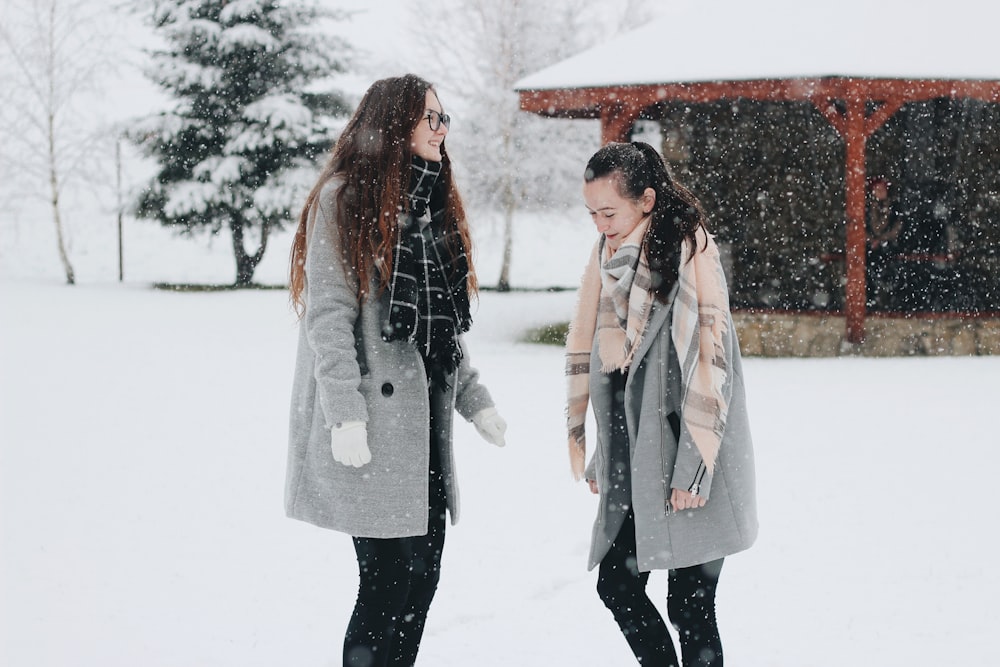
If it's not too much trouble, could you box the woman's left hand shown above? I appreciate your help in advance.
[472,407,507,447]
[670,488,706,511]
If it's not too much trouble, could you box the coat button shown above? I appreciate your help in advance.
[381,382,394,397]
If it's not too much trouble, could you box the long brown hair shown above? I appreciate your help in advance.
[584,141,707,303]
[290,74,477,316]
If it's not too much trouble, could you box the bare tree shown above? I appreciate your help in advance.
[0,0,116,284]
[412,0,652,290]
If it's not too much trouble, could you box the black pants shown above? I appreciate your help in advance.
[343,442,447,667]
[597,510,724,666]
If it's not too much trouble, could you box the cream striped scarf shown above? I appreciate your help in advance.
[565,225,730,481]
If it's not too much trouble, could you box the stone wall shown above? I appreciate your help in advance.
[733,312,1000,357]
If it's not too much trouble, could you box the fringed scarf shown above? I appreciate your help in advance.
[382,156,471,389]
[596,219,654,373]
[565,225,730,481]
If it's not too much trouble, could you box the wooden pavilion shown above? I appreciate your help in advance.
[515,5,1000,346]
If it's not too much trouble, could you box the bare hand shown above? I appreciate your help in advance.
[587,479,599,495]
[670,488,706,511]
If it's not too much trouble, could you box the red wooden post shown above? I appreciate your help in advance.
[600,101,641,144]
[842,90,868,344]
[812,85,892,345]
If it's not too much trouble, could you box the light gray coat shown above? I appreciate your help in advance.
[285,182,494,538]
[586,291,758,572]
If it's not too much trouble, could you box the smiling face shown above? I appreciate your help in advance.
[410,89,448,162]
[583,175,655,251]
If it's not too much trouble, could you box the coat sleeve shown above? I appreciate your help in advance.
[452,336,495,421]
[669,312,738,501]
[670,425,715,500]
[303,186,369,429]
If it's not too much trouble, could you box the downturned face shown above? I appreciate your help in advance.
[583,176,655,251]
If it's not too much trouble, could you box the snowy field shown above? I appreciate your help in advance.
[2,214,999,666]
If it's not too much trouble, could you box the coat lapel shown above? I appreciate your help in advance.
[627,283,678,375]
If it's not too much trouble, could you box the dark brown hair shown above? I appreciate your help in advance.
[290,74,476,316]
[584,141,707,302]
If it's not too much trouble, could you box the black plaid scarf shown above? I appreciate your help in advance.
[382,156,471,388]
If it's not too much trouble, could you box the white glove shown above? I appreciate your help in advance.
[472,407,507,448]
[330,421,371,467]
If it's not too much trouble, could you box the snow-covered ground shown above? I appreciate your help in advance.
[2,242,998,665]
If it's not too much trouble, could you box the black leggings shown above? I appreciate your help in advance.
[597,510,724,666]
[343,448,447,667]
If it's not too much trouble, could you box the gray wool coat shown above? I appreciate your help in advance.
[585,290,758,572]
[285,182,495,538]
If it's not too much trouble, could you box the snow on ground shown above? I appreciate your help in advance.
[1,269,998,666]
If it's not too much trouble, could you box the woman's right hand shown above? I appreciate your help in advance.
[330,421,371,467]
[587,479,599,494]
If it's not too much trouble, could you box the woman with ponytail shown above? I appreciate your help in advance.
[286,74,507,667]
[565,141,758,666]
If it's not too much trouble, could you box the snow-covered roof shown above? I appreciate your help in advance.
[516,2,1000,91]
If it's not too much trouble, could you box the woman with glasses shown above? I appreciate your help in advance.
[566,141,758,666]
[286,73,507,667]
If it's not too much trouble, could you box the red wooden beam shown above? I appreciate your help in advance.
[864,97,905,138]
[811,96,848,136]
[518,77,1000,118]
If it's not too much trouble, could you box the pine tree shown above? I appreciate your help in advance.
[131,0,351,285]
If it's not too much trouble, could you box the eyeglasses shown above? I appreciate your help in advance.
[423,110,451,131]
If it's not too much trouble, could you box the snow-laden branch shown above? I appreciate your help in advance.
[192,155,246,186]
[163,179,225,217]
[219,0,268,24]
[243,93,313,128]
[218,23,278,52]
[252,163,315,217]
[147,58,224,91]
